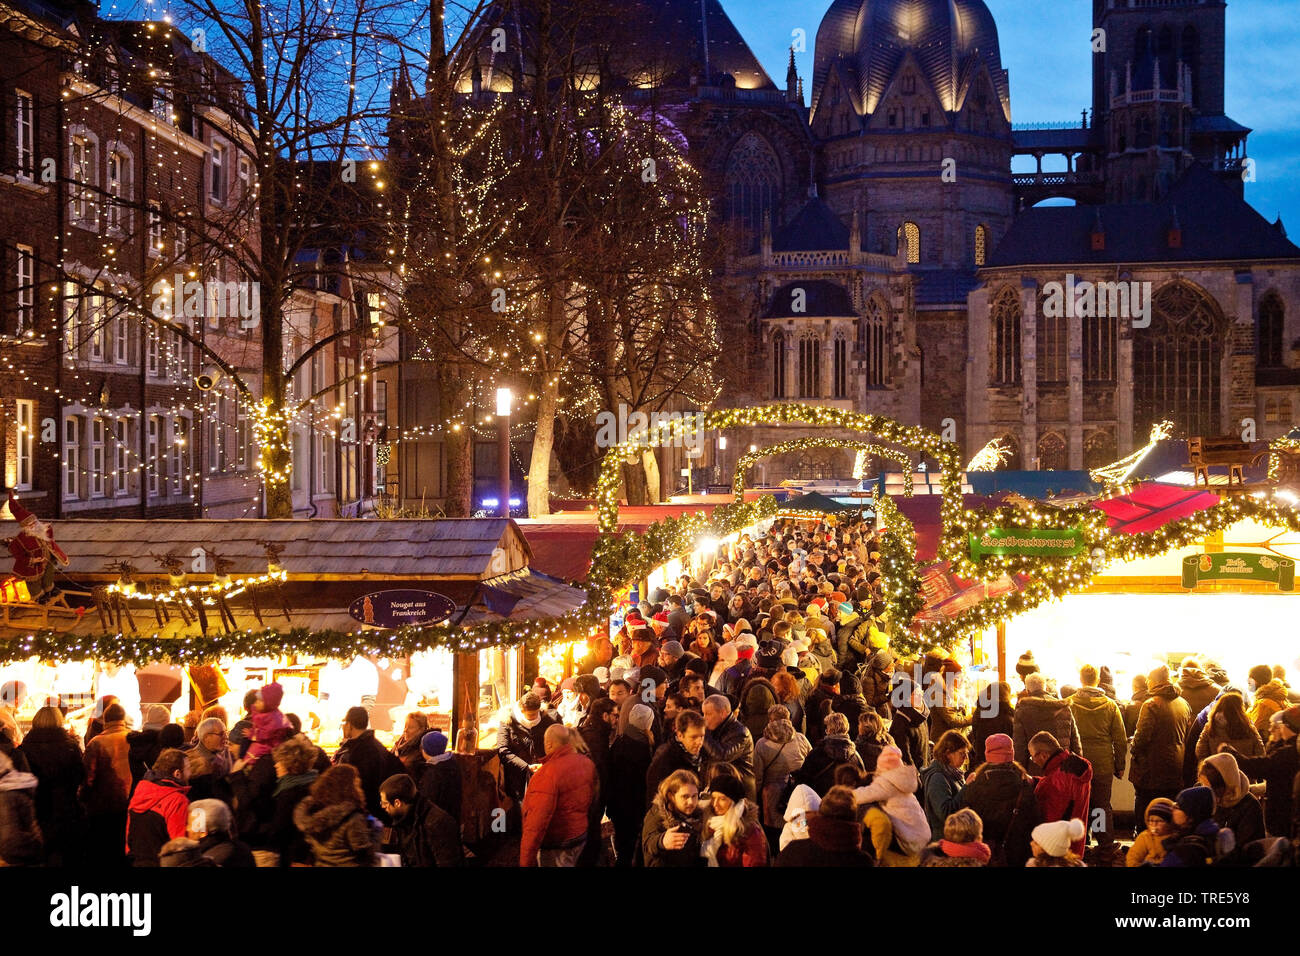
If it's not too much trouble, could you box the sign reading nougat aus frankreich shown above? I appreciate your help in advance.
[348,590,458,629]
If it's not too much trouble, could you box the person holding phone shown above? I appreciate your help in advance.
[641,770,704,867]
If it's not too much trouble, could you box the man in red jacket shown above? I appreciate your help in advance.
[1029,731,1093,856]
[126,748,191,866]
[519,724,598,866]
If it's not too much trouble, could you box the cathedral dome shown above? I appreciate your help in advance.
[811,0,1009,121]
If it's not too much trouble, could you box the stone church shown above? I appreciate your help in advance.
[447,0,1300,485]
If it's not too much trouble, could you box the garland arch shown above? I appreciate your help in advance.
[730,437,917,498]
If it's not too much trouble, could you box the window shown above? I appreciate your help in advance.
[62,415,81,500]
[1037,306,1067,385]
[291,432,303,492]
[771,332,786,398]
[152,85,172,125]
[902,75,916,95]
[147,202,164,253]
[90,417,105,497]
[833,336,849,399]
[210,143,226,202]
[15,90,34,178]
[147,414,163,496]
[171,416,189,496]
[15,399,34,491]
[1037,432,1067,471]
[87,285,105,362]
[317,432,334,494]
[859,297,889,386]
[1134,283,1227,439]
[724,133,782,239]
[111,307,129,365]
[1084,314,1117,382]
[992,287,1022,385]
[974,225,988,267]
[106,152,126,231]
[236,393,250,469]
[69,134,95,224]
[114,417,130,495]
[1258,293,1285,368]
[1084,430,1116,469]
[898,222,920,264]
[145,325,161,376]
[238,157,252,196]
[208,388,227,472]
[62,281,79,364]
[798,336,821,398]
[366,291,383,327]
[15,244,34,333]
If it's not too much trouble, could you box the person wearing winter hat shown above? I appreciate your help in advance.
[609,701,656,866]
[1198,752,1264,849]
[1159,786,1221,867]
[920,807,991,867]
[1027,818,1086,866]
[3,490,69,602]
[963,733,1040,867]
[1126,797,1176,866]
[244,682,292,766]
[774,785,873,867]
[1246,664,1289,733]
[126,747,190,866]
[1015,651,1039,681]
[1219,705,1298,839]
[852,745,929,866]
[701,771,767,867]
[1130,665,1191,831]
[416,730,461,824]
[556,677,586,727]
[126,704,172,785]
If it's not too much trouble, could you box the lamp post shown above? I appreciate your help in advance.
[716,434,726,485]
[496,387,512,519]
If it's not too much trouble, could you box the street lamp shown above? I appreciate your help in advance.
[496,387,512,519]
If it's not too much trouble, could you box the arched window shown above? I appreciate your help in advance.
[725,132,782,239]
[897,221,920,263]
[1037,432,1067,471]
[1037,296,1067,385]
[833,334,849,398]
[1134,283,1227,439]
[1258,292,1285,368]
[992,287,1022,385]
[974,224,988,266]
[772,330,786,399]
[1084,429,1116,469]
[1084,313,1117,382]
[798,335,821,398]
[859,296,889,386]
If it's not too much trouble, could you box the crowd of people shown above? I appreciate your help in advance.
[2,514,1300,868]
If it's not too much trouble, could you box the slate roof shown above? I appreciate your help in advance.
[0,518,531,579]
[1192,114,1251,136]
[1012,127,1095,150]
[764,280,857,319]
[986,165,1300,267]
[913,268,980,306]
[773,198,852,252]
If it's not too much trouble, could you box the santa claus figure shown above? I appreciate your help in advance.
[4,491,70,602]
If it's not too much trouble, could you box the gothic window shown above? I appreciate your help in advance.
[772,330,787,398]
[898,221,920,263]
[1037,304,1067,385]
[974,225,989,267]
[833,335,849,398]
[1084,430,1117,469]
[860,296,889,386]
[1037,432,1067,471]
[887,107,900,128]
[725,132,782,239]
[1258,292,1285,369]
[798,335,821,398]
[992,287,1022,386]
[1084,313,1118,382]
[902,75,916,95]
[1134,282,1227,440]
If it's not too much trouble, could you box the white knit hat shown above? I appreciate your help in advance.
[627,703,655,733]
[1032,819,1084,857]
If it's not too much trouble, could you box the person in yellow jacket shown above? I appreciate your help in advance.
[1126,797,1175,866]
[1247,665,1289,734]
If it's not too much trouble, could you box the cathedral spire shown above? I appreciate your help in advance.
[786,46,799,103]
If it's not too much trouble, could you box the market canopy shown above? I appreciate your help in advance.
[1091,482,1223,535]
[779,491,860,513]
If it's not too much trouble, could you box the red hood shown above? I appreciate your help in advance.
[128,777,190,814]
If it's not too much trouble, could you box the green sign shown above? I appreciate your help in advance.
[969,527,1085,560]
[1181,553,1295,592]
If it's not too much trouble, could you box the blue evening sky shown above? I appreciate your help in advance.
[727,0,1300,229]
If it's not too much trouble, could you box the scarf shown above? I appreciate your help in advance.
[700,798,749,866]
[274,770,319,797]
[939,839,991,863]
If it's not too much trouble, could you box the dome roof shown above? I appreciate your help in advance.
[811,0,1009,121]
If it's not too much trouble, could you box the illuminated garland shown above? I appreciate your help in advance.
[874,496,927,654]
[732,437,914,498]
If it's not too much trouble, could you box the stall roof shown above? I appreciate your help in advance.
[459,568,589,625]
[1091,483,1223,535]
[0,518,533,580]
[780,491,860,513]
[891,495,1002,562]
[966,470,1100,498]
[515,525,598,584]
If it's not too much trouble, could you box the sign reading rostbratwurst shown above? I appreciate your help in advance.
[348,590,457,629]
[969,527,1085,560]
[1181,553,1296,592]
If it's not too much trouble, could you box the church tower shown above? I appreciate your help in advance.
[1092,0,1248,202]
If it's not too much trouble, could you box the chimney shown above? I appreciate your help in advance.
[1167,206,1182,249]
[1090,209,1105,251]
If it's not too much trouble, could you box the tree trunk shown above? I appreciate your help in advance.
[527,374,559,517]
[440,362,473,517]
[261,307,293,518]
[642,449,661,504]
[622,457,649,506]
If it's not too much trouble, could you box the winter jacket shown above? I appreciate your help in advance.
[608,729,654,824]
[519,745,598,865]
[961,762,1039,867]
[701,713,756,802]
[83,719,132,816]
[804,685,838,745]
[645,740,702,809]
[1013,695,1081,775]
[1159,818,1220,867]
[293,799,380,866]
[707,815,768,867]
[753,732,811,827]
[1195,719,1263,763]
[853,731,896,773]
[1130,686,1191,790]
[851,762,930,857]
[919,760,966,842]
[16,726,85,863]
[889,674,930,767]
[158,832,255,867]
[795,734,863,797]
[718,659,753,699]
[640,802,705,867]
[1178,666,1222,719]
[970,705,1014,767]
[929,705,972,742]
[495,703,559,803]
[737,675,779,742]
[332,729,405,820]
[1247,680,1289,734]
[1229,737,1298,838]
[1068,686,1128,778]
[920,839,992,866]
[774,813,874,866]
[1126,828,1169,866]
[388,796,462,867]
[126,775,191,866]
[259,771,317,866]
[1034,749,1093,856]
[417,753,463,824]
[0,755,42,865]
